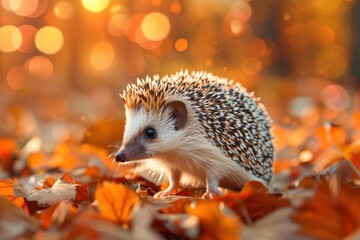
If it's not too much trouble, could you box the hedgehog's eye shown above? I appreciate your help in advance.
[144,127,156,139]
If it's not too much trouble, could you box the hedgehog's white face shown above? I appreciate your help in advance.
[115,100,188,163]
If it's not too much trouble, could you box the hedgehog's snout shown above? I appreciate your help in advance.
[114,142,148,162]
[114,152,126,162]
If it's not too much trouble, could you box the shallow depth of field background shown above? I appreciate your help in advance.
[1,0,360,158]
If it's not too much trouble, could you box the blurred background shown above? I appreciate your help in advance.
[1,0,360,162]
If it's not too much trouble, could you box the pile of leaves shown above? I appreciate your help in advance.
[1,126,360,239]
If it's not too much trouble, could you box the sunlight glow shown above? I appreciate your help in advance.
[81,0,109,13]
[90,42,115,71]
[141,12,170,41]
[0,25,22,52]
[35,26,64,54]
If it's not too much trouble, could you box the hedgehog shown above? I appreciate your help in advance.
[115,70,274,198]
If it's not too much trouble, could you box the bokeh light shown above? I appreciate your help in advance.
[26,56,54,80]
[125,13,145,43]
[315,25,335,46]
[175,38,188,52]
[249,38,267,57]
[18,25,36,53]
[299,150,313,162]
[6,65,27,90]
[108,14,128,37]
[141,12,171,41]
[224,1,252,36]
[321,84,350,111]
[90,42,115,71]
[28,0,47,18]
[315,46,348,78]
[1,0,12,11]
[35,26,64,54]
[81,0,109,13]
[170,1,181,14]
[9,0,38,17]
[241,57,262,75]
[54,1,75,21]
[293,0,322,12]
[0,25,22,52]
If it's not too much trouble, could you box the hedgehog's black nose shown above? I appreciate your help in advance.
[115,152,126,162]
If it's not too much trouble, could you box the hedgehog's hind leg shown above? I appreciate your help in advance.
[202,176,221,199]
[153,169,181,198]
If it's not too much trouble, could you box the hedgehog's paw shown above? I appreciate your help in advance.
[202,177,221,199]
[153,189,173,199]
[201,189,221,199]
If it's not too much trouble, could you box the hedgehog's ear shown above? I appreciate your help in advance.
[164,100,187,130]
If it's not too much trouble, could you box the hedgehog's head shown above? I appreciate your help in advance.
[115,78,190,163]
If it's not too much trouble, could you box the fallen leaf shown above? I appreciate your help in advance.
[24,178,77,207]
[219,181,290,222]
[49,144,80,170]
[313,147,344,172]
[242,207,301,240]
[95,181,140,227]
[27,152,49,171]
[343,140,360,173]
[186,201,241,240]
[0,179,29,213]
[292,181,360,240]
[38,201,78,229]
[160,196,193,214]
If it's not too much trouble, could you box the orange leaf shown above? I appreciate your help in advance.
[292,181,360,239]
[344,140,360,172]
[42,176,57,188]
[38,201,78,229]
[160,197,193,214]
[0,179,29,213]
[27,152,48,170]
[0,179,16,200]
[75,184,91,203]
[95,181,139,227]
[39,203,59,229]
[61,172,76,184]
[49,144,79,170]
[218,181,290,221]
[186,201,241,240]
[313,148,344,171]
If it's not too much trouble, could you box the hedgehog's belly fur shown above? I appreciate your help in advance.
[141,145,266,191]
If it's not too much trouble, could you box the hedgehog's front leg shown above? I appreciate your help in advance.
[202,176,221,199]
[153,169,180,198]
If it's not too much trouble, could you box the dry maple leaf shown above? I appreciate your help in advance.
[94,181,140,227]
[159,197,193,214]
[218,181,290,222]
[292,180,360,240]
[186,201,241,240]
[344,140,360,172]
[38,201,78,229]
[0,179,29,213]
[14,178,78,207]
